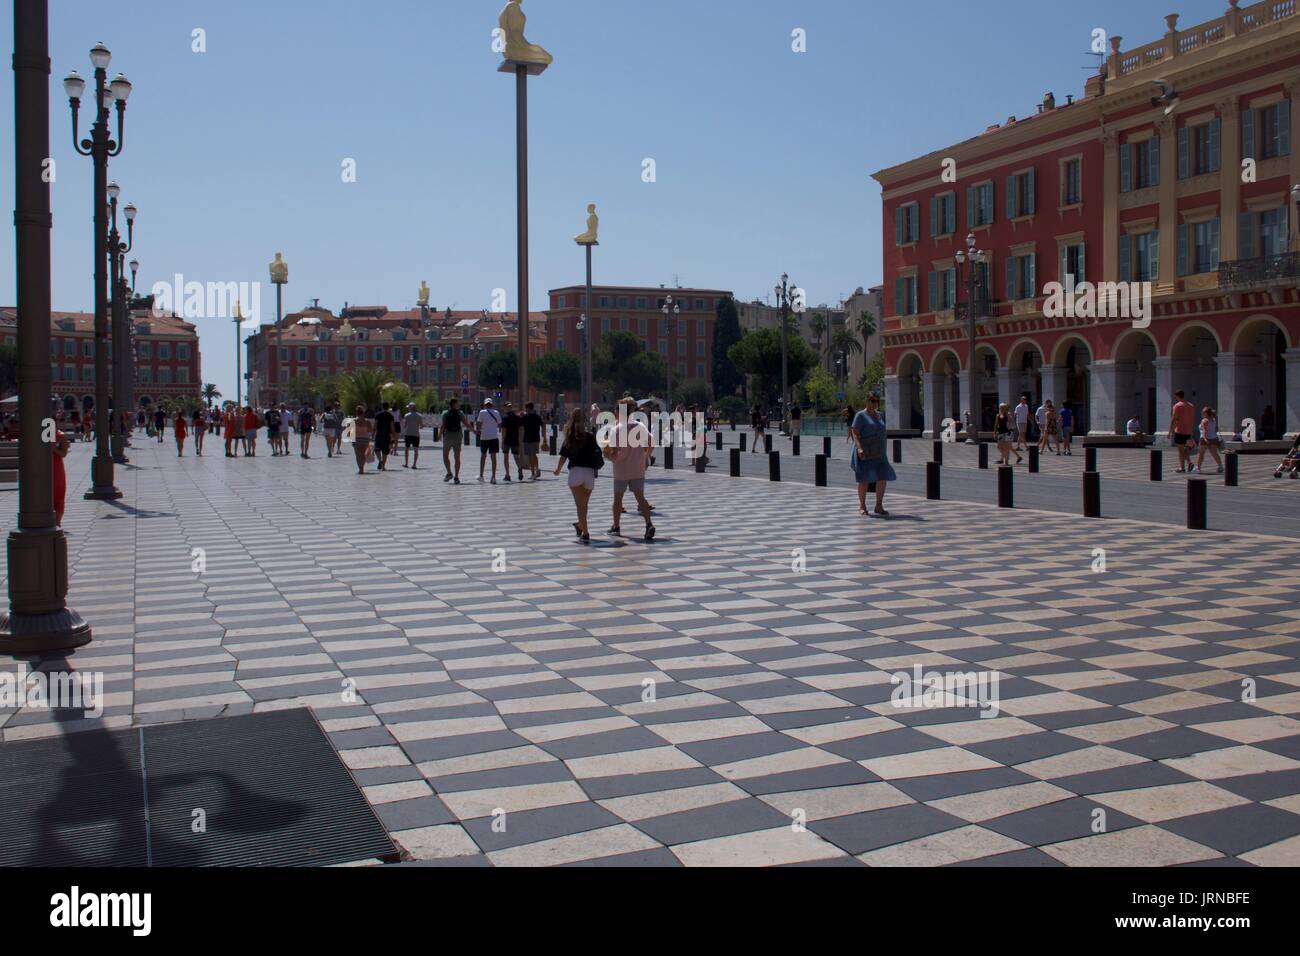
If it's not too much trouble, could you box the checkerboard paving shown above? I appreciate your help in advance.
[3,439,1299,867]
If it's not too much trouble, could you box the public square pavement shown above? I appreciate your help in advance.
[2,435,1300,867]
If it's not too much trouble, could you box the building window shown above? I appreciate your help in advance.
[893,276,918,316]
[658,340,668,356]
[279,347,288,362]
[177,343,191,360]
[1121,231,1159,282]
[658,318,668,336]
[317,347,327,362]
[159,368,172,385]
[158,343,170,360]
[638,317,647,335]
[556,295,566,309]
[696,363,705,378]
[930,192,956,236]
[371,347,382,362]
[356,347,366,363]
[1006,170,1036,218]
[1247,100,1291,160]
[696,340,705,357]
[598,295,610,308]
[967,181,995,228]
[1062,158,1082,205]
[83,340,94,357]
[1005,254,1037,300]
[337,348,346,363]
[927,269,957,311]
[894,202,920,245]
[620,317,629,331]
[1179,219,1220,275]
[1180,120,1220,178]
[64,340,75,357]
[600,317,610,333]
[636,297,647,309]
[616,296,629,308]
[694,299,705,311]
[297,347,308,362]
[1060,242,1086,284]
[176,368,189,384]
[677,319,686,336]
[1122,136,1160,191]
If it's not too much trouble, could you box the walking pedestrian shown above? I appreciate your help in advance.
[442,398,466,483]
[1059,404,1074,456]
[476,398,503,483]
[789,401,802,438]
[555,407,604,543]
[501,403,525,481]
[1039,399,1059,455]
[265,404,283,455]
[153,406,166,444]
[401,403,422,469]
[750,403,766,454]
[299,402,316,458]
[192,408,207,456]
[352,406,373,474]
[521,401,544,480]
[374,402,395,471]
[173,410,188,457]
[995,403,1021,465]
[224,405,240,457]
[52,428,69,526]
[1014,396,1030,452]
[850,393,896,517]
[243,406,259,456]
[1169,389,1196,473]
[605,397,655,540]
[1195,406,1224,474]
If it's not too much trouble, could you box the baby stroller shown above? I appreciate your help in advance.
[1273,436,1300,478]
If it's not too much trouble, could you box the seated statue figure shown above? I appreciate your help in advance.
[269,252,288,284]
[499,0,552,67]
[418,280,431,307]
[574,204,599,245]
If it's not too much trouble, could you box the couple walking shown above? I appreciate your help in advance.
[555,398,655,543]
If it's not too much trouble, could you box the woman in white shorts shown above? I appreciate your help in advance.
[554,408,604,543]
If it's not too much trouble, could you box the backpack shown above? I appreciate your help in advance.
[266,409,280,428]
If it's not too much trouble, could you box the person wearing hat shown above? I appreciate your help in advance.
[501,402,525,481]
[402,402,424,469]
[475,398,503,483]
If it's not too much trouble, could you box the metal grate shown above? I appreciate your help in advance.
[0,709,396,867]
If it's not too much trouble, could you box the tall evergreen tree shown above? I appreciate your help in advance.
[712,296,744,399]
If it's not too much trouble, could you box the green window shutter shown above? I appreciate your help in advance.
[895,207,904,245]
[1149,230,1160,280]
[1148,135,1160,187]
[1027,254,1036,298]
[1239,211,1255,260]
[908,204,918,241]
[1119,235,1131,282]
[1119,143,1131,192]
[1177,126,1189,179]
[893,277,902,315]
[1006,176,1016,219]
[909,279,917,315]
[1078,244,1086,282]
[1209,218,1220,271]
[1026,169,1036,215]
[967,186,976,230]
[930,196,938,237]
[947,195,956,233]
[1209,118,1221,171]
[1005,256,1017,300]
[928,272,938,311]
[1177,223,1189,277]
[1060,244,1069,284]
[986,182,995,224]
[1280,100,1291,156]
[1243,107,1255,160]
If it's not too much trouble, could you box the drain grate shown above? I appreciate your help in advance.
[0,709,396,867]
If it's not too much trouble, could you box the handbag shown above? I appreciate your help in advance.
[860,430,884,461]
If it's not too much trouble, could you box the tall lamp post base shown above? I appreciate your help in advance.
[85,454,122,500]
[0,529,92,652]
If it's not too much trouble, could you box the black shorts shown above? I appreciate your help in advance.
[404,435,420,448]
[375,437,392,454]
[481,438,500,454]
[1174,433,1192,446]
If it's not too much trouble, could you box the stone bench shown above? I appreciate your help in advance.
[1082,435,1153,448]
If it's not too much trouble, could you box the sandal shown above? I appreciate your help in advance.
[874,508,890,517]
[608,526,622,536]
[581,532,591,544]
[573,522,582,537]
[644,525,656,541]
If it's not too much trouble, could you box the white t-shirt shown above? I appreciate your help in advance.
[476,408,502,440]
[1035,405,1047,426]
[1014,404,1030,425]
[402,412,423,436]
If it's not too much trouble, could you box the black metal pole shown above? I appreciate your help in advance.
[85,64,119,499]
[109,212,125,464]
[1,0,91,651]
[515,65,530,409]
[583,243,592,410]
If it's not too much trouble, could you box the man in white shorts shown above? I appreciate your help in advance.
[475,398,503,483]
[1013,396,1031,452]
[605,398,656,540]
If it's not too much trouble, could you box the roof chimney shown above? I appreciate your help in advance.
[1043,91,1055,111]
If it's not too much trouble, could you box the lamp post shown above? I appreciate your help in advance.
[125,257,137,442]
[1292,184,1300,251]
[65,41,131,500]
[955,232,987,443]
[774,274,795,433]
[269,252,288,406]
[497,1,552,424]
[574,203,598,411]
[108,184,134,464]
[233,300,246,411]
[661,295,680,408]
[576,315,589,407]
[1,0,92,651]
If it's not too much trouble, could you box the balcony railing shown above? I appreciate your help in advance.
[1218,251,1300,289]
[1110,1,1297,80]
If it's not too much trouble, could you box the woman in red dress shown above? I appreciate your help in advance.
[174,411,188,457]
[52,429,69,526]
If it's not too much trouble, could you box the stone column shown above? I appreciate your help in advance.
[957,369,973,428]
[1219,98,1241,262]
[1157,117,1177,293]
[1089,361,1118,435]
[1154,357,1189,441]
[883,374,903,430]
[1216,352,1261,440]
[996,366,1015,410]
[922,371,947,438]
[1290,80,1300,195]
[1102,131,1119,294]
[1285,349,1300,437]
[1040,365,1069,406]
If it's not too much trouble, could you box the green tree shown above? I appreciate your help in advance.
[532,351,581,407]
[594,330,661,399]
[861,351,885,398]
[676,378,712,409]
[201,382,221,408]
[808,312,828,369]
[620,350,666,399]
[286,373,320,407]
[711,296,744,399]
[802,366,838,412]
[726,328,818,405]
[855,310,878,353]
[337,368,395,414]
[380,381,412,410]
[413,387,444,415]
[477,349,518,391]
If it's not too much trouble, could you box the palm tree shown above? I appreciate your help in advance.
[855,311,877,355]
[830,327,862,386]
[808,312,828,370]
[337,368,395,415]
[202,383,221,409]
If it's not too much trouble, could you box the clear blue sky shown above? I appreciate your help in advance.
[0,0,1224,399]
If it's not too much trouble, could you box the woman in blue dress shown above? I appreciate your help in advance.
[850,393,897,516]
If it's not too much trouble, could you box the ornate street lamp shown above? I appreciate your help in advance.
[661,295,681,408]
[108,184,135,464]
[774,274,796,433]
[955,232,988,443]
[65,42,132,500]
[269,252,288,405]
[574,203,599,410]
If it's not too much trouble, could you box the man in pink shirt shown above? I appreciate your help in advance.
[604,398,656,540]
[1169,389,1197,473]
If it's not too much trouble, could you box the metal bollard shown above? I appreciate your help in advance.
[792,436,800,457]
[978,443,989,469]
[1083,471,1101,518]
[1225,452,1238,487]
[694,451,706,473]
[893,439,902,464]
[764,434,772,453]
[1028,446,1039,473]
[1150,449,1162,481]
[730,448,740,477]
[1085,446,1098,472]
[739,433,747,451]
[998,465,1013,508]
[715,431,722,450]
[933,440,943,465]
[1187,478,1207,530]
[926,461,941,500]
[823,436,832,458]
[814,454,827,487]
[769,451,780,481]
[664,445,674,470]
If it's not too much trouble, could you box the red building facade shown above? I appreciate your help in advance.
[874,3,1300,441]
